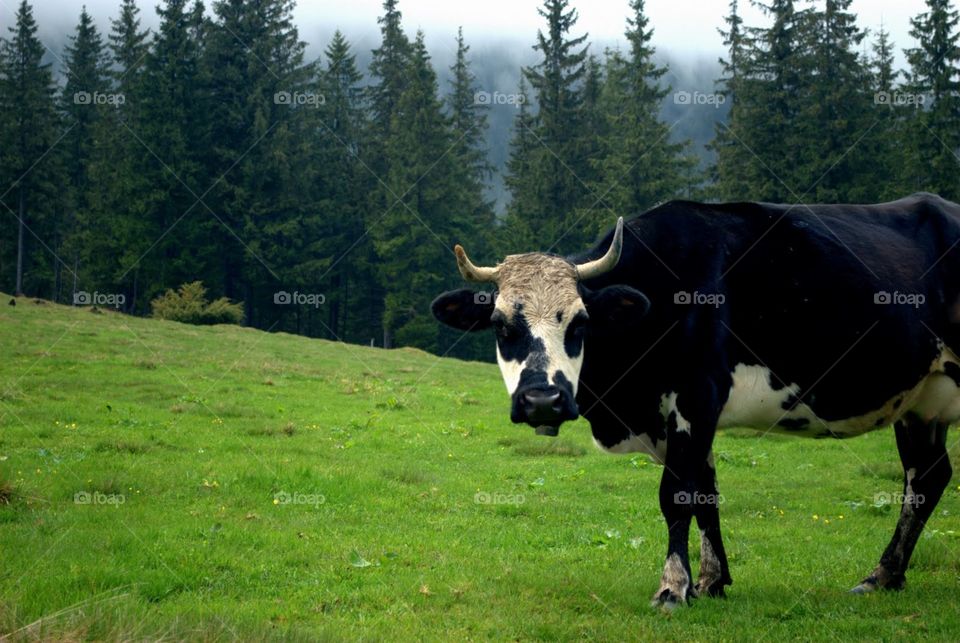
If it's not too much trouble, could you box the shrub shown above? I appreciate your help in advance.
[151,281,244,325]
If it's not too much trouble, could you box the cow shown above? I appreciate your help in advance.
[431,193,960,609]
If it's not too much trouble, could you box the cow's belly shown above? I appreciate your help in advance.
[593,433,667,462]
[718,354,960,437]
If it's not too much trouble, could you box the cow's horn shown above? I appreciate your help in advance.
[576,217,624,280]
[454,244,499,282]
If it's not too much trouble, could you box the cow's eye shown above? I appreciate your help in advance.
[568,314,588,336]
[492,317,515,340]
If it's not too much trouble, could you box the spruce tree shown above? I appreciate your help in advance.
[373,32,468,350]
[59,7,110,301]
[0,0,62,296]
[589,0,693,235]
[795,0,870,202]
[512,0,590,254]
[904,0,960,199]
[710,0,756,200]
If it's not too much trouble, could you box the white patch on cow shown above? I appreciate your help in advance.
[714,362,948,437]
[654,552,690,604]
[495,344,524,395]
[717,364,801,429]
[660,392,691,434]
[904,467,918,511]
[911,347,960,424]
[495,306,585,397]
[593,433,667,463]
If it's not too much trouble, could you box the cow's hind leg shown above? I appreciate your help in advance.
[693,452,733,597]
[852,415,952,593]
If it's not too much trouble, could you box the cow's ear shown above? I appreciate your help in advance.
[583,285,650,326]
[431,289,495,331]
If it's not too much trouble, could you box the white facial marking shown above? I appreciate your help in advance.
[494,299,586,397]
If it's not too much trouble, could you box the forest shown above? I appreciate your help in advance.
[1,0,958,361]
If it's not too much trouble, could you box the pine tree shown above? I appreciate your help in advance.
[446,27,495,264]
[373,32,469,350]
[710,0,755,200]
[135,0,211,301]
[511,0,590,254]
[501,75,538,253]
[367,0,410,169]
[72,0,153,311]
[737,0,811,202]
[861,23,906,201]
[0,0,62,296]
[588,0,693,235]
[315,30,378,343]
[794,0,870,202]
[203,0,315,329]
[58,8,110,301]
[903,0,960,199]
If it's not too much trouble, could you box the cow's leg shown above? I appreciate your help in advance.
[693,452,733,597]
[851,415,952,593]
[651,384,720,609]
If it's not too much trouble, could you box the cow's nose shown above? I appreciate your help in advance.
[522,389,562,422]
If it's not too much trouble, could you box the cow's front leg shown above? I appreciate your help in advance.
[693,452,732,597]
[651,388,719,609]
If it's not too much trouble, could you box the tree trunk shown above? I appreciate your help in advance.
[15,188,25,296]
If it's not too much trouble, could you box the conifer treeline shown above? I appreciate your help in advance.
[1,0,958,360]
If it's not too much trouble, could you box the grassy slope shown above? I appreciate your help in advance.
[1,295,959,641]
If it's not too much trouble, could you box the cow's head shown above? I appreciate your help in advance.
[431,218,650,435]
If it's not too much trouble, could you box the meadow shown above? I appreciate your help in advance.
[1,295,960,641]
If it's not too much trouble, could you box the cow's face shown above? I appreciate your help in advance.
[432,219,650,435]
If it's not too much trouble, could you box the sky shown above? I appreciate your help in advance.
[25,0,928,70]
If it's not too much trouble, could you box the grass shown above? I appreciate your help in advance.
[1,294,959,641]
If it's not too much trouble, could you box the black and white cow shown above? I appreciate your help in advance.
[432,193,960,608]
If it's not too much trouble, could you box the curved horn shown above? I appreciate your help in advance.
[576,217,624,281]
[454,244,499,283]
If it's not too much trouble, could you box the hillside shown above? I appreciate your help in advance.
[1,295,960,640]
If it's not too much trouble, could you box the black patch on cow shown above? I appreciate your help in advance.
[496,311,542,364]
[778,417,809,431]
[768,370,787,391]
[553,370,574,397]
[556,311,563,323]
[666,411,678,432]
[944,362,960,386]
[781,394,802,411]
[563,312,588,358]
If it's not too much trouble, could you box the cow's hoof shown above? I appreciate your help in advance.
[850,570,905,594]
[849,579,877,594]
[650,588,688,611]
[696,579,728,598]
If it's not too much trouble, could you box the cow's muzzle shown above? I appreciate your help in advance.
[510,384,579,434]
